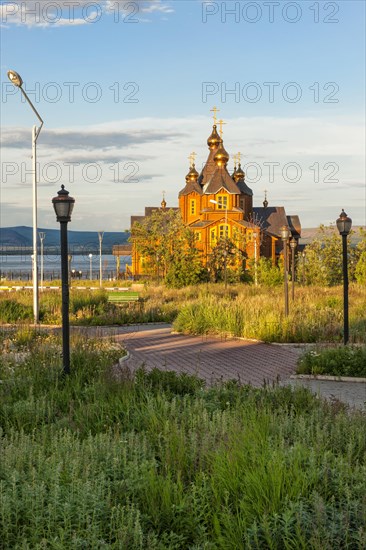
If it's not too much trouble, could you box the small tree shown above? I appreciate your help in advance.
[352,228,366,283]
[131,209,206,287]
[303,226,344,286]
[303,225,366,286]
[355,251,366,284]
[256,258,283,286]
[165,230,207,288]
[208,238,248,283]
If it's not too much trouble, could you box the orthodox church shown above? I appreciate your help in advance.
[122,114,301,278]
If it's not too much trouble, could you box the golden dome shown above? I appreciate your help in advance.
[214,140,229,167]
[233,162,245,182]
[185,163,199,183]
[161,198,167,210]
[207,125,221,149]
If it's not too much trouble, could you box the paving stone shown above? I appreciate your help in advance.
[112,324,301,387]
[72,324,365,408]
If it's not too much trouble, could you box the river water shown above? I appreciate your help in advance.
[0,254,131,281]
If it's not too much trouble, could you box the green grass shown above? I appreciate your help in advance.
[297,346,366,377]
[1,283,365,344]
[0,330,365,548]
[172,284,366,344]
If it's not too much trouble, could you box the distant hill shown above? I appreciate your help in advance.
[299,226,364,246]
[0,226,130,253]
[1,225,363,252]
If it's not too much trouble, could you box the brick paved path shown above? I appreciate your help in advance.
[71,324,366,406]
[108,324,301,387]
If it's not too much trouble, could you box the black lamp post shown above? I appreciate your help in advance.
[223,247,228,290]
[52,185,75,375]
[281,225,290,316]
[290,238,297,300]
[336,209,352,345]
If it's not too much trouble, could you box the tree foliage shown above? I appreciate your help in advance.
[355,251,366,284]
[131,209,207,288]
[303,226,345,286]
[207,238,249,283]
[256,258,283,286]
[303,226,366,286]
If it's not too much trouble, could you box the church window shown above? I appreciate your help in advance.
[210,228,217,245]
[219,224,229,240]
[190,199,196,215]
[217,195,228,210]
[195,231,201,241]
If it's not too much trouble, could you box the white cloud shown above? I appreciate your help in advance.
[105,0,174,13]
[1,115,365,231]
[0,1,174,28]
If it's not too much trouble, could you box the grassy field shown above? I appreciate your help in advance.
[0,283,365,343]
[172,284,366,343]
[0,329,365,549]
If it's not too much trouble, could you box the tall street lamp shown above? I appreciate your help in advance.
[52,185,75,376]
[210,199,229,288]
[8,69,44,324]
[89,253,93,281]
[290,238,297,300]
[336,209,352,345]
[39,232,46,291]
[281,225,290,317]
[98,231,104,288]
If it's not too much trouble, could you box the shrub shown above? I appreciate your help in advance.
[297,345,366,377]
[0,299,33,322]
[256,257,283,286]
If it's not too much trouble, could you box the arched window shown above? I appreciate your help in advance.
[190,199,196,215]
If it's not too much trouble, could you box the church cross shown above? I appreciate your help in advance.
[237,152,242,164]
[210,106,220,124]
[188,152,197,168]
[218,119,226,138]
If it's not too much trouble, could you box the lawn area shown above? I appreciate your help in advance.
[0,329,365,549]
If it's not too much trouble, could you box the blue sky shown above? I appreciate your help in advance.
[1,0,365,231]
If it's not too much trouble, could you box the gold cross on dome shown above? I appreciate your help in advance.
[210,106,220,124]
[162,190,166,200]
[218,119,226,138]
[233,154,238,169]
[237,152,242,164]
[188,152,197,168]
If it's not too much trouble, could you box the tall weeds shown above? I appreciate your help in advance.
[173,285,366,343]
[0,332,365,548]
[1,284,365,344]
